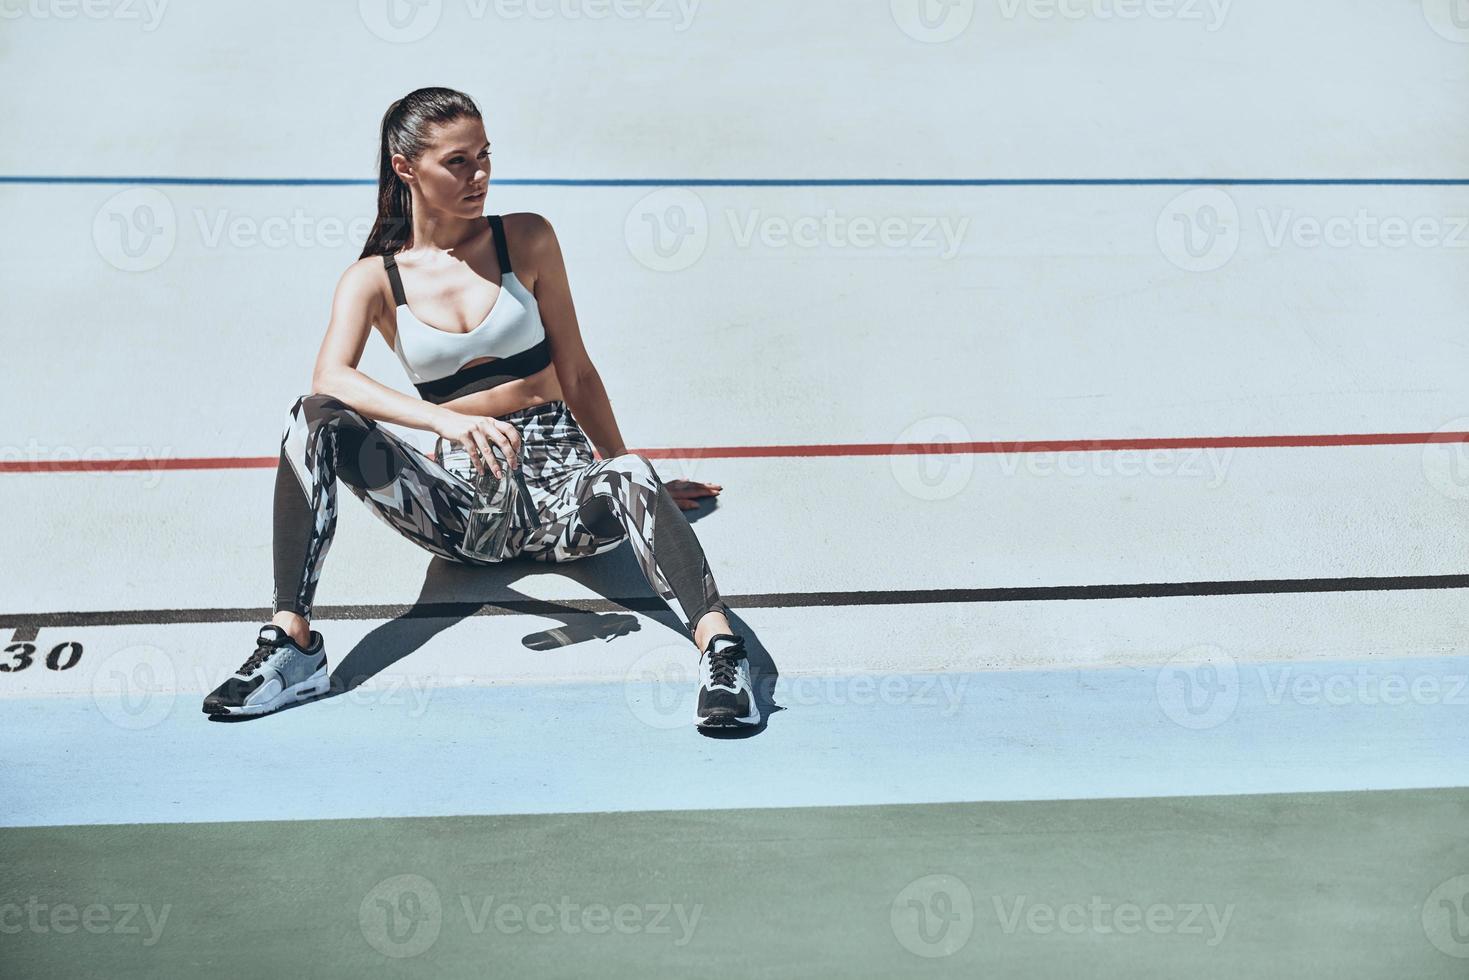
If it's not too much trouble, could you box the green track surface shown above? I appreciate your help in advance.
[2,789,1467,979]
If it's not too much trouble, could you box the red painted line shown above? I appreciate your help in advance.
[0,456,278,474]
[2,430,1466,474]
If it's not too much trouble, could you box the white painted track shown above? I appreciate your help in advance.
[5,183,1469,454]
[1,1,1467,823]
[3,2,1465,178]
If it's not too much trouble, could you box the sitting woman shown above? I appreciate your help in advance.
[202,87,757,730]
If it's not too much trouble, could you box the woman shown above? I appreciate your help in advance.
[202,87,758,730]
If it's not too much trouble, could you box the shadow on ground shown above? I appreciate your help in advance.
[213,499,781,734]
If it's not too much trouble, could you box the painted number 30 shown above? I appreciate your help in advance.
[0,642,84,672]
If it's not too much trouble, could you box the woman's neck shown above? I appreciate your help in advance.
[406,208,483,253]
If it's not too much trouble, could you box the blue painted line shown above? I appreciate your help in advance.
[2,657,1465,828]
[3,176,1468,188]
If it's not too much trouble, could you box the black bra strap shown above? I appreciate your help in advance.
[487,214,512,275]
[382,253,407,307]
[386,221,506,308]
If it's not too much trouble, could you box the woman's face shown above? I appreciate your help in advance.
[401,115,491,217]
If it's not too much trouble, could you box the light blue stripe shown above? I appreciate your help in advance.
[2,658,1465,828]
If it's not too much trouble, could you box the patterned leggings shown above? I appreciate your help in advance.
[272,394,731,637]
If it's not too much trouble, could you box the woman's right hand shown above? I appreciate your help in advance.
[431,409,522,478]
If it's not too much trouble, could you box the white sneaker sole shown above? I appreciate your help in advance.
[207,666,329,717]
[695,705,762,729]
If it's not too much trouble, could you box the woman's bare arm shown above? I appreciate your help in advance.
[518,213,629,459]
[309,257,447,433]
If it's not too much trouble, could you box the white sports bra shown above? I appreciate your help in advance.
[383,214,552,405]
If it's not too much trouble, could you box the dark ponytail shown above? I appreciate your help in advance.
[359,86,483,259]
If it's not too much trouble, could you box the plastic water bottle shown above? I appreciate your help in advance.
[438,438,517,561]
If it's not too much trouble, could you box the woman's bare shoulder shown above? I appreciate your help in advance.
[501,211,555,243]
[327,254,394,333]
[339,253,391,286]
[500,213,559,283]
[335,254,394,304]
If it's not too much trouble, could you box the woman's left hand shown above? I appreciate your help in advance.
[665,479,722,511]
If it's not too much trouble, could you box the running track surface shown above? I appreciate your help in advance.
[4,0,1468,976]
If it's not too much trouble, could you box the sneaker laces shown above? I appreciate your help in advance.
[704,641,744,689]
[237,631,285,675]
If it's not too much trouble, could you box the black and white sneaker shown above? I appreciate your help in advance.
[202,625,329,717]
[695,633,760,729]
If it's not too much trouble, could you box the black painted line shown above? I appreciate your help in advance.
[4,574,1467,633]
